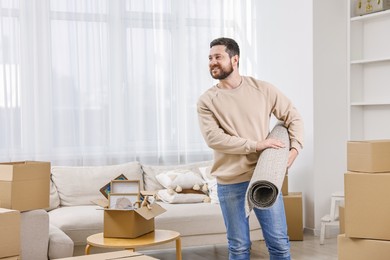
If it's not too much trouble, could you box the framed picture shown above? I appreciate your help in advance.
[99,174,128,199]
[111,180,140,194]
[108,193,140,210]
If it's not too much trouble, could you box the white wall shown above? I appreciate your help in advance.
[255,0,348,233]
[312,0,348,234]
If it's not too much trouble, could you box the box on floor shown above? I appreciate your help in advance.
[339,205,345,234]
[0,161,50,211]
[0,208,20,259]
[55,250,158,260]
[347,140,390,173]
[338,234,390,260]
[281,174,288,196]
[344,172,390,240]
[283,192,303,241]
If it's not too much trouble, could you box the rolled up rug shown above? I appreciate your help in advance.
[245,123,289,216]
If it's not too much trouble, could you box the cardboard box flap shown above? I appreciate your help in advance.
[348,140,390,154]
[136,203,166,220]
[140,190,157,197]
[91,198,109,208]
[0,161,51,181]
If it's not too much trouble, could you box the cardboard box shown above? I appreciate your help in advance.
[0,208,20,258]
[0,161,50,211]
[347,140,390,173]
[94,192,166,239]
[345,172,390,240]
[283,192,303,241]
[0,257,20,260]
[339,205,345,234]
[354,0,390,16]
[55,250,158,259]
[281,174,288,196]
[338,234,390,260]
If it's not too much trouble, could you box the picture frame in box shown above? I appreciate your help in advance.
[111,180,140,194]
[108,193,140,210]
[99,174,128,199]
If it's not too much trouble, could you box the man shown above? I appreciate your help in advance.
[197,37,304,260]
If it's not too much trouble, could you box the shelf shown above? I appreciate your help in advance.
[351,102,390,106]
[348,1,390,140]
[351,9,390,22]
[351,57,390,64]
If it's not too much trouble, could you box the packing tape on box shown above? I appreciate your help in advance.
[245,123,289,216]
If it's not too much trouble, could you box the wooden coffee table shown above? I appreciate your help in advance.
[85,229,182,260]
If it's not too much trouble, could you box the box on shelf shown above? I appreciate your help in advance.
[93,191,166,239]
[0,161,50,212]
[347,140,390,173]
[56,250,158,260]
[338,234,390,260]
[283,192,303,241]
[354,0,390,16]
[344,172,390,240]
[0,208,20,259]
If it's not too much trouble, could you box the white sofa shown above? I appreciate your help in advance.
[19,209,74,260]
[47,161,263,257]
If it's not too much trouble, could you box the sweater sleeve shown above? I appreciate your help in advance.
[197,98,258,155]
[267,83,304,153]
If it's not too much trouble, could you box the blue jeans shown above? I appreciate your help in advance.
[218,181,290,260]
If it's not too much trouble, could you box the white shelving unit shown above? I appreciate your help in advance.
[347,2,390,140]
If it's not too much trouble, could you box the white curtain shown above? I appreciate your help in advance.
[0,0,259,166]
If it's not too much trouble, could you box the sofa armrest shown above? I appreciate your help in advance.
[21,209,49,260]
[48,224,74,260]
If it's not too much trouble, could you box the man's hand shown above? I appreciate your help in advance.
[287,148,298,168]
[256,138,285,152]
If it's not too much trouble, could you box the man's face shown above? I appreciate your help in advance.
[208,45,234,80]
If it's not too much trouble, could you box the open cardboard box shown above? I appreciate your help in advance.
[93,191,166,239]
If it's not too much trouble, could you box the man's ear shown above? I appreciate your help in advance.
[232,55,239,67]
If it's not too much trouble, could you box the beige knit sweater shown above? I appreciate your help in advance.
[197,76,304,184]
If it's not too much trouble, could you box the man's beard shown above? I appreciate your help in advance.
[210,62,234,80]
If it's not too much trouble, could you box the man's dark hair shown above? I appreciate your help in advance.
[210,37,240,59]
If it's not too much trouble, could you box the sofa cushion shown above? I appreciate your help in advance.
[48,224,74,259]
[142,161,213,191]
[51,162,143,206]
[47,178,61,211]
[49,205,104,246]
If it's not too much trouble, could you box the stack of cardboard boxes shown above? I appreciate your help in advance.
[338,140,390,259]
[0,161,51,260]
[282,174,304,241]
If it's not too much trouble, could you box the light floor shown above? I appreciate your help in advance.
[142,233,338,260]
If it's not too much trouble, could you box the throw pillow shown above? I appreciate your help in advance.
[157,189,208,204]
[142,160,213,191]
[199,166,219,204]
[155,169,205,193]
